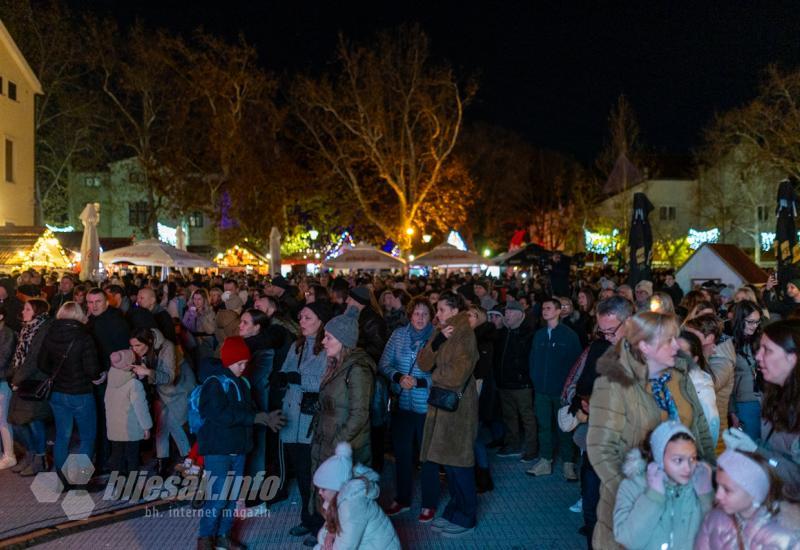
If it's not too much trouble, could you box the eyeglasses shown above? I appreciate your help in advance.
[596,322,623,338]
[744,318,761,326]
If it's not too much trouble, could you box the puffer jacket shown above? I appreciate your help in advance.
[38,319,102,395]
[709,338,735,453]
[587,344,716,550]
[417,311,480,468]
[378,323,433,415]
[357,307,388,364]
[105,367,152,441]
[689,367,720,446]
[314,463,401,550]
[613,448,712,550]
[280,336,327,445]
[694,504,800,550]
[759,415,800,501]
[310,349,375,474]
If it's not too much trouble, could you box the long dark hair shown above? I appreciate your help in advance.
[437,290,467,312]
[760,320,800,433]
[679,330,714,381]
[731,300,762,356]
[244,308,270,334]
[295,308,325,357]
[130,327,157,366]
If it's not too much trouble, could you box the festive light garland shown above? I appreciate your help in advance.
[687,228,720,250]
[584,229,620,254]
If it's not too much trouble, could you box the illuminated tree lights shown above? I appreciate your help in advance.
[687,228,720,249]
[583,229,620,254]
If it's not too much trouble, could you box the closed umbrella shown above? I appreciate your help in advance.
[628,192,654,286]
[775,177,799,286]
[79,203,101,282]
[269,226,281,278]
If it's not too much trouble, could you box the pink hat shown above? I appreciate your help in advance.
[718,450,770,505]
[110,349,135,370]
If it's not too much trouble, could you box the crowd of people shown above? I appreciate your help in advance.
[0,263,798,549]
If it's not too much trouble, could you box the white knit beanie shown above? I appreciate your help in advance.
[313,442,353,491]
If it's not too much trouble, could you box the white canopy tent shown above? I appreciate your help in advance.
[100,239,215,268]
[412,243,485,267]
[323,242,406,271]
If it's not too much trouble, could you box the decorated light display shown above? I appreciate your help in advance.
[584,228,620,254]
[446,230,467,251]
[157,223,177,246]
[687,228,720,250]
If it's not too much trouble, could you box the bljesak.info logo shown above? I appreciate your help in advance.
[31,453,281,520]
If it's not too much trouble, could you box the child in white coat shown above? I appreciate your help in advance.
[313,442,400,550]
[105,349,152,476]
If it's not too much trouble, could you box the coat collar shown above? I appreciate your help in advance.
[597,341,691,388]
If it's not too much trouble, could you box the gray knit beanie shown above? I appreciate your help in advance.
[324,306,360,348]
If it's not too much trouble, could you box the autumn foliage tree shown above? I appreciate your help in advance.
[292,25,476,250]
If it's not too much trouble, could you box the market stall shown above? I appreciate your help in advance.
[0,227,73,272]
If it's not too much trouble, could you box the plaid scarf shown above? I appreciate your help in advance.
[12,314,48,371]
[649,370,678,420]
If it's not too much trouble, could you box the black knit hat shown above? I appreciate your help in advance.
[304,300,334,324]
[348,286,371,306]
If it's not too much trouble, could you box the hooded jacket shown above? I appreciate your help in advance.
[197,367,257,456]
[314,463,401,550]
[613,448,712,550]
[694,503,800,550]
[105,367,152,441]
[587,344,716,550]
[417,311,479,468]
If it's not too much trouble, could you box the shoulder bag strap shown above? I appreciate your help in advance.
[50,340,76,381]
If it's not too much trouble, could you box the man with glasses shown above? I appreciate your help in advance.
[561,296,633,548]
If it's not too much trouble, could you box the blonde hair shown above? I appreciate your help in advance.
[648,292,675,314]
[467,304,488,326]
[734,287,757,303]
[56,301,88,324]
[622,311,679,363]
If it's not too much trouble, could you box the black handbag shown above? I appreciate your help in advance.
[427,374,472,412]
[17,341,75,402]
[300,392,320,416]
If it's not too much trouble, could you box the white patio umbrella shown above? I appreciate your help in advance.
[269,226,282,277]
[412,243,485,267]
[323,242,406,271]
[79,203,101,281]
[100,239,215,268]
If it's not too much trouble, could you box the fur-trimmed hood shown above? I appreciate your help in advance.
[596,342,693,388]
[622,448,647,479]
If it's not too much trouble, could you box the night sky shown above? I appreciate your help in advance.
[64,0,800,163]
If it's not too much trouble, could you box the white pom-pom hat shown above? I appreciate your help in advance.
[313,442,354,491]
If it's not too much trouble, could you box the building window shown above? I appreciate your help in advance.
[84,176,101,187]
[188,211,204,228]
[658,206,676,221]
[757,205,771,222]
[4,139,13,182]
[129,172,143,184]
[128,201,149,227]
[8,81,16,101]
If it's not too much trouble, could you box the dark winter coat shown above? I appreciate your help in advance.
[310,349,375,474]
[197,367,257,456]
[494,324,534,390]
[472,321,495,381]
[0,325,15,380]
[529,322,582,396]
[358,307,388,364]
[128,305,177,344]
[88,307,131,371]
[49,291,73,315]
[417,312,480,468]
[9,319,53,424]
[38,319,102,395]
[0,294,23,333]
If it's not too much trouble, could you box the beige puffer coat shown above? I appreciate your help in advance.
[587,344,715,550]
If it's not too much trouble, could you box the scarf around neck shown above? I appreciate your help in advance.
[12,314,48,371]
[649,370,679,420]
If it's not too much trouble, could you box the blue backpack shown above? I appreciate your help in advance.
[187,375,245,434]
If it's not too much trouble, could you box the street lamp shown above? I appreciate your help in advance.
[406,227,415,236]
[309,229,319,241]
[422,234,432,243]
